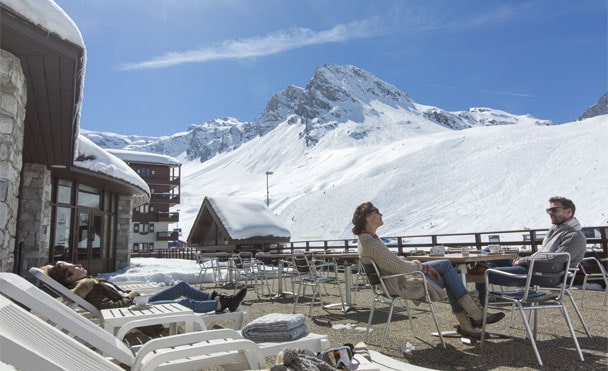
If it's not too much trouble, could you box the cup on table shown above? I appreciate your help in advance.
[133,294,149,308]
[488,244,501,254]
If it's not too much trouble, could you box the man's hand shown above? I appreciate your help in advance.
[512,259,521,266]
[427,267,442,280]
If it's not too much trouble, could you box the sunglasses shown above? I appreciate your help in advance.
[545,207,565,214]
[318,344,356,370]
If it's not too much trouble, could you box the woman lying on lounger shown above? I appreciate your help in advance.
[42,261,246,314]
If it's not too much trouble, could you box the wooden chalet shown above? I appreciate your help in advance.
[187,196,290,253]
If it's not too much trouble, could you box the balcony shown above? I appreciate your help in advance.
[150,193,180,205]
[156,231,180,241]
[158,212,179,222]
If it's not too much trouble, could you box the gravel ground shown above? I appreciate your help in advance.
[203,279,608,371]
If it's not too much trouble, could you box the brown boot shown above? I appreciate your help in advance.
[458,293,505,328]
[454,311,481,338]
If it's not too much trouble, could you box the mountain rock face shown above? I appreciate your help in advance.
[82,64,554,161]
[578,92,608,121]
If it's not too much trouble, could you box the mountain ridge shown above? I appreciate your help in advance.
[82,64,556,161]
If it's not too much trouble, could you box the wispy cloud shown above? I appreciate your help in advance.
[120,19,380,70]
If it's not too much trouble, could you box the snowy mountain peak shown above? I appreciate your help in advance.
[83,64,555,161]
[578,92,608,121]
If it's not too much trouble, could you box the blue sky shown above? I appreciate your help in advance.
[55,0,607,137]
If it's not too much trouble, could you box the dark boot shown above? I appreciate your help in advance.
[216,288,247,313]
[209,290,218,300]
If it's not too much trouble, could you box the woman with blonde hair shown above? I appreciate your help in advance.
[352,201,504,338]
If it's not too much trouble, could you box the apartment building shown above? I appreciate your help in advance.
[109,150,181,252]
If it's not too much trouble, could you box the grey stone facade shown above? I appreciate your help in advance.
[17,164,52,273]
[0,49,26,273]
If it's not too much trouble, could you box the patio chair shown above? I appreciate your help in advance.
[29,266,247,330]
[0,294,266,371]
[480,252,584,367]
[360,256,446,352]
[0,273,330,361]
[291,253,345,315]
[578,256,608,306]
[195,253,221,288]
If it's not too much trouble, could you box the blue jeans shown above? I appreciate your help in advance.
[148,281,217,313]
[475,265,528,305]
[424,260,468,312]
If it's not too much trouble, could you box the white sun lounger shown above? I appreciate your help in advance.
[29,266,248,329]
[0,273,330,360]
[0,294,266,371]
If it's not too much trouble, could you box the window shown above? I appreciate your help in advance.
[132,243,139,252]
[134,223,139,233]
[57,179,72,204]
[149,223,155,232]
[77,184,100,208]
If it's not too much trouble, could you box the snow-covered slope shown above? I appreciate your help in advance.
[178,115,607,240]
[81,64,607,241]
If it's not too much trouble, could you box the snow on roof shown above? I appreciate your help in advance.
[107,149,181,166]
[74,135,150,197]
[0,0,84,48]
[208,196,291,239]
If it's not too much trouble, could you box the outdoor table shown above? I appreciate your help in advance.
[406,253,518,285]
[312,252,360,313]
[256,253,295,297]
[101,303,194,336]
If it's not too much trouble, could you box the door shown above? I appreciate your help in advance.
[75,209,103,272]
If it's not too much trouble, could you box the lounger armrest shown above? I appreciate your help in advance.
[134,328,243,360]
[116,314,207,340]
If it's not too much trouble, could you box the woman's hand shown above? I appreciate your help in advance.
[427,267,442,280]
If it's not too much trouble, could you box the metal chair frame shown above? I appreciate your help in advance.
[360,256,445,352]
[481,252,584,367]
[291,254,344,316]
[578,256,608,306]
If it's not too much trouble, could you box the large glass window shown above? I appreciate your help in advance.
[51,178,119,274]
[52,207,72,261]
[78,184,100,208]
[57,179,72,204]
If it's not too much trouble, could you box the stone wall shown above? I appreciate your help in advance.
[0,49,27,273]
[17,163,52,273]
[115,195,134,270]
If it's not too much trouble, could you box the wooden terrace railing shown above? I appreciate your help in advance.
[133,226,607,260]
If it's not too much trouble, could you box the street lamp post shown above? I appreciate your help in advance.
[265,171,274,206]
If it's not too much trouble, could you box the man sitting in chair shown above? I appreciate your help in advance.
[42,261,246,314]
[474,196,587,305]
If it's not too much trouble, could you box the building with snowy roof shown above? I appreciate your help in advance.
[108,150,182,252]
[0,0,150,275]
[187,196,291,253]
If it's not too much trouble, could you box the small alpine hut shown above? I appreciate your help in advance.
[187,196,291,253]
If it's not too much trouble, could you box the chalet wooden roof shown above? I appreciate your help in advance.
[187,196,291,246]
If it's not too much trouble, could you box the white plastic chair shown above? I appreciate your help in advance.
[30,266,248,330]
[0,273,330,360]
[0,293,266,371]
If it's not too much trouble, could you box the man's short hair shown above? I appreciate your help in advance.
[549,196,576,215]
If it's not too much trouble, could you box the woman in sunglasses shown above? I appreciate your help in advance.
[43,261,246,314]
[352,202,505,338]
